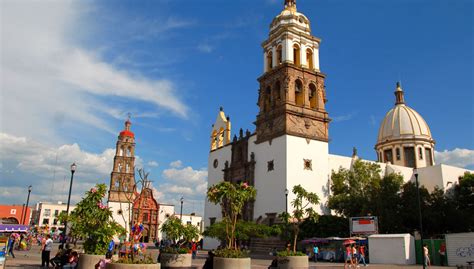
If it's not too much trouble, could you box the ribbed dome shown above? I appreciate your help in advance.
[377,83,433,144]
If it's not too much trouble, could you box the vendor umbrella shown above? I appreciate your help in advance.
[343,239,356,245]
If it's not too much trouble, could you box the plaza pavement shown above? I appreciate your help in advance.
[4,243,455,269]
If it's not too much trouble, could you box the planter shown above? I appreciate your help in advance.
[77,254,103,269]
[213,257,251,269]
[160,253,192,268]
[277,255,308,269]
[106,263,161,269]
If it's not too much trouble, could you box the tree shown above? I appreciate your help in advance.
[207,181,256,253]
[161,216,184,244]
[69,184,125,255]
[279,185,319,254]
[299,215,349,239]
[374,173,404,233]
[328,160,382,217]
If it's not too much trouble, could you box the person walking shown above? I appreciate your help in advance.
[41,234,53,268]
[423,244,431,267]
[439,242,446,266]
[344,244,352,269]
[312,245,319,262]
[358,245,367,267]
[7,235,15,258]
[191,241,197,259]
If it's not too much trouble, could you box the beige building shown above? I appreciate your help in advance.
[32,201,76,232]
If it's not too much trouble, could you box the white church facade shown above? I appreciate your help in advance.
[203,0,472,249]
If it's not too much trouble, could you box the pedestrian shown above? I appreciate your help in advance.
[423,244,431,267]
[438,242,446,266]
[50,245,64,268]
[312,245,319,262]
[41,234,53,268]
[95,251,113,269]
[191,241,197,259]
[351,244,359,267]
[7,235,15,258]
[358,245,367,267]
[344,244,352,269]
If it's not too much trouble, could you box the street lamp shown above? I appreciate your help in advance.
[285,189,289,214]
[62,163,76,247]
[414,168,425,269]
[22,185,32,225]
[180,196,184,220]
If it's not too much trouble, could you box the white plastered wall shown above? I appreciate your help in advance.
[109,201,132,235]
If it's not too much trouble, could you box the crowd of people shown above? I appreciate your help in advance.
[344,244,368,268]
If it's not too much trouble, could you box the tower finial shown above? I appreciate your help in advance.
[394,81,405,105]
[284,0,296,10]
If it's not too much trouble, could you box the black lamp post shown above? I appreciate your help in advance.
[180,197,184,220]
[414,169,425,269]
[22,185,32,225]
[62,163,76,247]
[285,189,289,214]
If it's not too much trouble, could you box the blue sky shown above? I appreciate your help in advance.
[1,0,473,216]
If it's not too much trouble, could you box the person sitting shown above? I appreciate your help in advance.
[202,250,215,269]
[95,252,113,269]
[63,251,79,269]
[50,245,64,268]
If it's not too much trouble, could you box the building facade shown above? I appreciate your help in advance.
[0,205,31,225]
[31,201,76,233]
[132,180,159,243]
[204,1,472,249]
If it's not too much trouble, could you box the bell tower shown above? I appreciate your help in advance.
[255,0,330,143]
[108,118,136,202]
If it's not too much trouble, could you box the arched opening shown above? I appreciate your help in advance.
[211,130,217,150]
[119,147,123,156]
[126,164,130,173]
[128,147,133,157]
[118,163,122,172]
[309,83,317,109]
[218,128,224,147]
[306,48,313,69]
[276,45,282,65]
[273,81,281,104]
[295,80,304,106]
[293,44,301,66]
[265,86,272,110]
[266,51,273,71]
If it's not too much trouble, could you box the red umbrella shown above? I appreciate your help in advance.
[343,239,356,245]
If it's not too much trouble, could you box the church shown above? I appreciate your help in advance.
[203,0,472,249]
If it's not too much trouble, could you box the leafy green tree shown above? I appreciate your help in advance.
[207,181,256,252]
[69,184,125,255]
[279,185,319,254]
[374,173,404,233]
[182,223,200,243]
[328,160,381,217]
[161,216,185,244]
[299,215,349,239]
[398,182,430,234]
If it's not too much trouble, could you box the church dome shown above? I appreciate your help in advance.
[377,103,432,143]
[375,82,435,168]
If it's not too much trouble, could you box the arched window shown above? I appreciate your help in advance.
[273,81,281,104]
[119,147,123,156]
[266,51,273,71]
[128,147,132,157]
[218,128,224,147]
[306,48,313,69]
[265,86,272,110]
[126,164,130,173]
[309,83,317,109]
[276,45,282,65]
[118,163,122,172]
[295,80,304,106]
[211,130,217,150]
[293,44,301,66]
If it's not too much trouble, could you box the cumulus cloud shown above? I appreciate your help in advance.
[147,161,159,167]
[435,148,474,169]
[154,161,208,215]
[1,0,189,145]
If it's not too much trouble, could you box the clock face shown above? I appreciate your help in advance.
[213,159,219,168]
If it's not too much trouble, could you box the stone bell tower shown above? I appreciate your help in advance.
[108,117,137,233]
[255,0,330,144]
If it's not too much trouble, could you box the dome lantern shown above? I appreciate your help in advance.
[375,83,435,168]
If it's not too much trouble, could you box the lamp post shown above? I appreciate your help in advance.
[180,196,184,220]
[22,185,32,225]
[62,163,76,247]
[414,169,425,269]
[285,189,289,214]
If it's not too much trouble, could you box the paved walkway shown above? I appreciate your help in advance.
[4,243,456,269]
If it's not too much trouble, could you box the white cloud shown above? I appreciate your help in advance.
[169,160,183,168]
[147,161,159,167]
[435,148,474,168]
[332,113,356,123]
[1,0,189,145]
[0,132,141,205]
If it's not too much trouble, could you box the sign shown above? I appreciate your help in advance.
[350,216,378,235]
